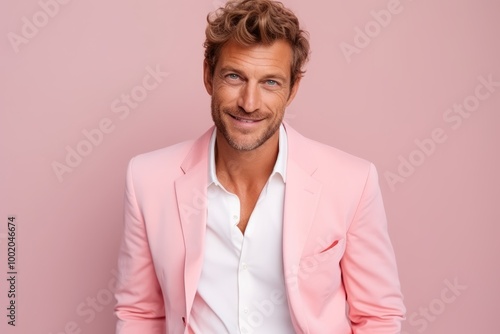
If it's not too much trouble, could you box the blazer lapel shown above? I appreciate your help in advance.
[282,124,322,334]
[174,127,214,321]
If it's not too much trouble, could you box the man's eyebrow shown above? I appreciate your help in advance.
[220,66,244,75]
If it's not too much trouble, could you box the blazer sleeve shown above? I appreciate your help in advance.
[340,163,406,333]
[114,158,166,333]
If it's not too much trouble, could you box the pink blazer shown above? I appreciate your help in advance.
[114,123,405,333]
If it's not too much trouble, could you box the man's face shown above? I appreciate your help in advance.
[204,39,300,151]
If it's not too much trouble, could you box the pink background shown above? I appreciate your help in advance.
[1,0,499,333]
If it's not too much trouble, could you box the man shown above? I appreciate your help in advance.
[114,0,406,333]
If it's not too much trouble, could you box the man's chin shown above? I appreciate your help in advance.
[215,118,280,151]
[223,126,281,152]
[224,135,263,152]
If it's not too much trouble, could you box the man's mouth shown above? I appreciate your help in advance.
[229,115,261,123]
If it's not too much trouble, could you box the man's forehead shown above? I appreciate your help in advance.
[217,40,292,75]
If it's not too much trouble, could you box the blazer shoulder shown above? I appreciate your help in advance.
[288,126,373,178]
[127,126,214,178]
[310,137,370,168]
[129,139,196,176]
[290,132,382,216]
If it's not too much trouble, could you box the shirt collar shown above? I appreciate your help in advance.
[208,123,288,186]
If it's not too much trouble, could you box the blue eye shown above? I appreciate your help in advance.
[266,80,278,86]
[227,74,239,80]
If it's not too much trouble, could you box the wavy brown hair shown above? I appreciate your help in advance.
[204,0,310,87]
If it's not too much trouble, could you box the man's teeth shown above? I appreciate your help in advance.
[234,116,256,123]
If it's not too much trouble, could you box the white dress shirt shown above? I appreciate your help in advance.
[189,125,295,334]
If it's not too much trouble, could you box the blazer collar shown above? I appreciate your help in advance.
[180,126,214,174]
[282,122,319,176]
[176,126,213,322]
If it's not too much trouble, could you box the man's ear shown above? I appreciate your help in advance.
[286,77,301,107]
[203,60,213,96]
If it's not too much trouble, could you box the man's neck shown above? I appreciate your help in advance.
[215,131,279,193]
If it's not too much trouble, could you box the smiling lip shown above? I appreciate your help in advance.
[229,114,263,123]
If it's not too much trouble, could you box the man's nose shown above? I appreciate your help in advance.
[237,82,261,113]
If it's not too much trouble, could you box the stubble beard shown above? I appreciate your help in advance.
[211,98,283,152]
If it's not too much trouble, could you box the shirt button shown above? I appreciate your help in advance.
[232,215,239,221]
[243,308,249,314]
[242,263,248,270]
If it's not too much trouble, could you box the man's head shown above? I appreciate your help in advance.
[203,0,310,152]
[204,0,310,88]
